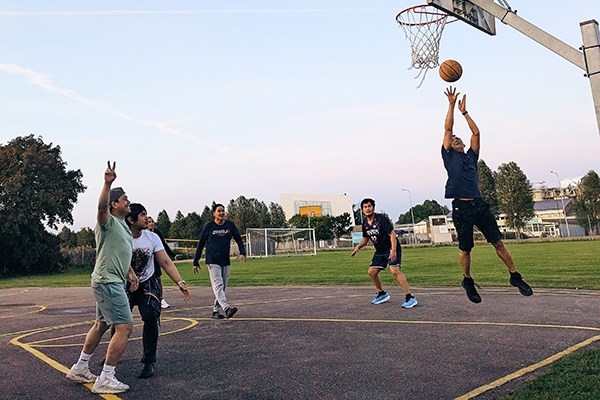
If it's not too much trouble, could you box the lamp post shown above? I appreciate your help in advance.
[401,188,416,245]
[550,171,571,237]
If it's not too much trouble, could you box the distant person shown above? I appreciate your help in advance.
[441,86,533,303]
[147,216,181,309]
[193,203,246,319]
[350,198,417,308]
[125,204,191,378]
[66,161,135,394]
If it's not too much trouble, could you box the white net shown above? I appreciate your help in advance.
[246,228,316,257]
[396,5,450,87]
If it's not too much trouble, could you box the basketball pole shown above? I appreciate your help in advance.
[467,0,600,135]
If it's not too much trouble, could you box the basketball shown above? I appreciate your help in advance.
[439,59,463,82]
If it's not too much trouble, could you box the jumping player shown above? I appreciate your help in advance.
[350,198,417,308]
[441,86,533,303]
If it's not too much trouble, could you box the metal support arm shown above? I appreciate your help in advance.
[469,0,585,70]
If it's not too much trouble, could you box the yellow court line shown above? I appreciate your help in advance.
[197,317,600,333]
[454,335,600,400]
[10,333,122,400]
[0,320,96,338]
[23,317,198,348]
[0,305,46,319]
[9,318,197,399]
[0,289,29,297]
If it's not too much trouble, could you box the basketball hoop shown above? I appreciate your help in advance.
[396,4,454,87]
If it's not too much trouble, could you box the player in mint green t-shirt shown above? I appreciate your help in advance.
[66,161,138,394]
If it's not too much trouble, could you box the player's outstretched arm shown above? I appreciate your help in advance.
[97,161,116,226]
[443,87,459,151]
[458,94,481,155]
[350,237,369,257]
[156,249,191,301]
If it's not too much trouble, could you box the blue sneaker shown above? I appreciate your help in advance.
[371,291,390,305]
[402,296,418,309]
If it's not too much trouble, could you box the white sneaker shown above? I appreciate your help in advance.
[161,299,170,309]
[91,375,130,394]
[66,364,97,383]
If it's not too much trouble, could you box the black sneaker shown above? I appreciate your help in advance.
[225,307,238,319]
[138,363,155,379]
[212,311,225,319]
[510,272,533,296]
[461,277,482,303]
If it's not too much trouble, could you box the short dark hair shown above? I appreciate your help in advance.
[126,203,146,226]
[212,203,225,212]
[360,198,375,208]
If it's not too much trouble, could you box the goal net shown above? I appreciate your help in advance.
[246,228,317,257]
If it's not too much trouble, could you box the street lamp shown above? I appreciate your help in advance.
[550,171,571,237]
[401,188,416,245]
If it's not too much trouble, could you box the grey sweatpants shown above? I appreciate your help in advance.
[207,264,231,312]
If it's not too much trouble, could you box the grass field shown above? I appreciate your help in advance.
[2,240,599,399]
[2,240,599,289]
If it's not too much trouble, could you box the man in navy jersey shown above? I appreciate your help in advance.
[442,86,533,303]
[351,198,417,308]
[193,203,246,319]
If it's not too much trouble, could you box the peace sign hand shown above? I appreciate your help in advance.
[105,161,117,184]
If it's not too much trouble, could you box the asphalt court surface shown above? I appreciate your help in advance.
[2,285,600,400]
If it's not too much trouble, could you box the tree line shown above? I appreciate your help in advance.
[1,135,598,276]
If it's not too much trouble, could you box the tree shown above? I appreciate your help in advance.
[168,211,186,239]
[478,159,500,216]
[156,210,171,237]
[200,204,213,224]
[0,135,86,275]
[573,170,600,235]
[333,213,353,238]
[182,212,203,239]
[268,202,288,228]
[396,200,450,225]
[76,227,95,247]
[352,203,363,226]
[494,162,534,236]
[58,226,77,248]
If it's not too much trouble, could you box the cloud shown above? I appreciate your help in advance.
[0,63,229,151]
[0,9,392,17]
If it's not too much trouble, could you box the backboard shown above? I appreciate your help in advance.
[427,0,496,35]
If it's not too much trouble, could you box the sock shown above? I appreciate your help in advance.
[510,271,520,277]
[405,293,413,301]
[75,351,92,369]
[100,364,116,379]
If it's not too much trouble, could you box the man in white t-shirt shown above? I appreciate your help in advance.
[125,203,191,379]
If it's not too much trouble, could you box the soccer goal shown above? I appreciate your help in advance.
[246,228,317,257]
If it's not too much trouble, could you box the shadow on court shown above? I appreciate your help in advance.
[2,285,600,399]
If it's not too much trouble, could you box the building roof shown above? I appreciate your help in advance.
[534,198,572,211]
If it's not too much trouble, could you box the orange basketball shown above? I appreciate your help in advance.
[439,59,463,82]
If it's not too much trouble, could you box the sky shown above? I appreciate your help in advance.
[1,1,599,230]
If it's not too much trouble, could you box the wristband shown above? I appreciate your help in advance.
[177,280,186,285]
[462,111,468,115]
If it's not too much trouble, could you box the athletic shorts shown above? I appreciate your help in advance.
[92,281,133,325]
[452,198,503,251]
[369,246,402,270]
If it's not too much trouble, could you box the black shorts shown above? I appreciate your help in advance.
[369,247,402,270]
[452,198,502,251]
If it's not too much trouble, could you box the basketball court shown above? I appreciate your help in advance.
[2,285,600,399]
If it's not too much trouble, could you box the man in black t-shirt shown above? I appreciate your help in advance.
[193,203,246,319]
[442,86,532,303]
[351,198,417,308]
